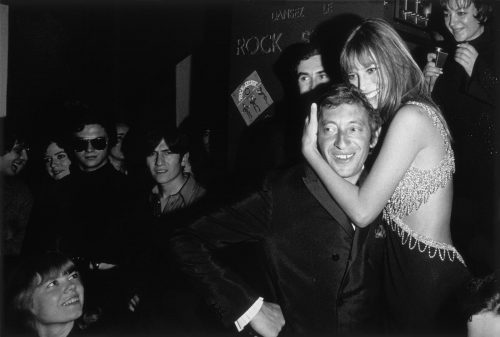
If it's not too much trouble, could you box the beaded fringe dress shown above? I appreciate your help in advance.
[381,101,471,333]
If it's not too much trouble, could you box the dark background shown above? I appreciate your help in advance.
[2,0,499,274]
[3,0,232,129]
[2,0,437,166]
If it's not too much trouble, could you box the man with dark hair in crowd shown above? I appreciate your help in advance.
[171,84,385,336]
[122,121,223,334]
[234,42,331,193]
[281,42,332,168]
[123,121,206,215]
[142,123,205,216]
[55,101,136,327]
[0,116,33,275]
[295,43,330,95]
[71,111,116,174]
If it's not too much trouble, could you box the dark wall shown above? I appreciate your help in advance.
[4,0,231,135]
[4,0,440,170]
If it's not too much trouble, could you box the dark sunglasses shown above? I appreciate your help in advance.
[73,137,108,152]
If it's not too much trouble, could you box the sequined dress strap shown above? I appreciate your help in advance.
[382,101,465,265]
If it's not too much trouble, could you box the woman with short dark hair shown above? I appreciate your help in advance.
[424,0,497,277]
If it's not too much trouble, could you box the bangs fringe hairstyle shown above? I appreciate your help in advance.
[9,252,75,329]
[340,18,451,139]
[340,18,429,123]
[440,0,493,24]
[135,124,189,161]
[121,122,190,185]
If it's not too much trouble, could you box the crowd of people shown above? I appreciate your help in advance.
[1,1,499,336]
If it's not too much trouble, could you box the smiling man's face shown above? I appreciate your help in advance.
[317,102,378,184]
[0,141,29,176]
[146,139,184,186]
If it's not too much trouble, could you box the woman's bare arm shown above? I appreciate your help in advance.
[302,103,431,227]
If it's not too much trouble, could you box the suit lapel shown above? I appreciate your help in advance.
[302,165,354,237]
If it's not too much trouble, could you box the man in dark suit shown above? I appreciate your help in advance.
[171,84,384,336]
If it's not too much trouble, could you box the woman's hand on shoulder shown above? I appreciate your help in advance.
[424,52,442,93]
[302,103,321,161]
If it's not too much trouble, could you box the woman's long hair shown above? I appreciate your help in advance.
[340,18,451,139]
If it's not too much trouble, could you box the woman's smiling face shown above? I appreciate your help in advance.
[347,58,382,109]
[443,0,484,42]
[44,142,71,180]
[31,263,84,326]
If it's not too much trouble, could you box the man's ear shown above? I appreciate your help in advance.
[370,127,382,149]
[181,152,190,167]
[181,152,192,174]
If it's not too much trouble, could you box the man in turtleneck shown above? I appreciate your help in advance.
[63,104,134,326]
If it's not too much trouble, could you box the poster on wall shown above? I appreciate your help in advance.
[231,70,273,126]
[227,1,387,166]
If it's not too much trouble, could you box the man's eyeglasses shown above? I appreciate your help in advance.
[73,137,108,152]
